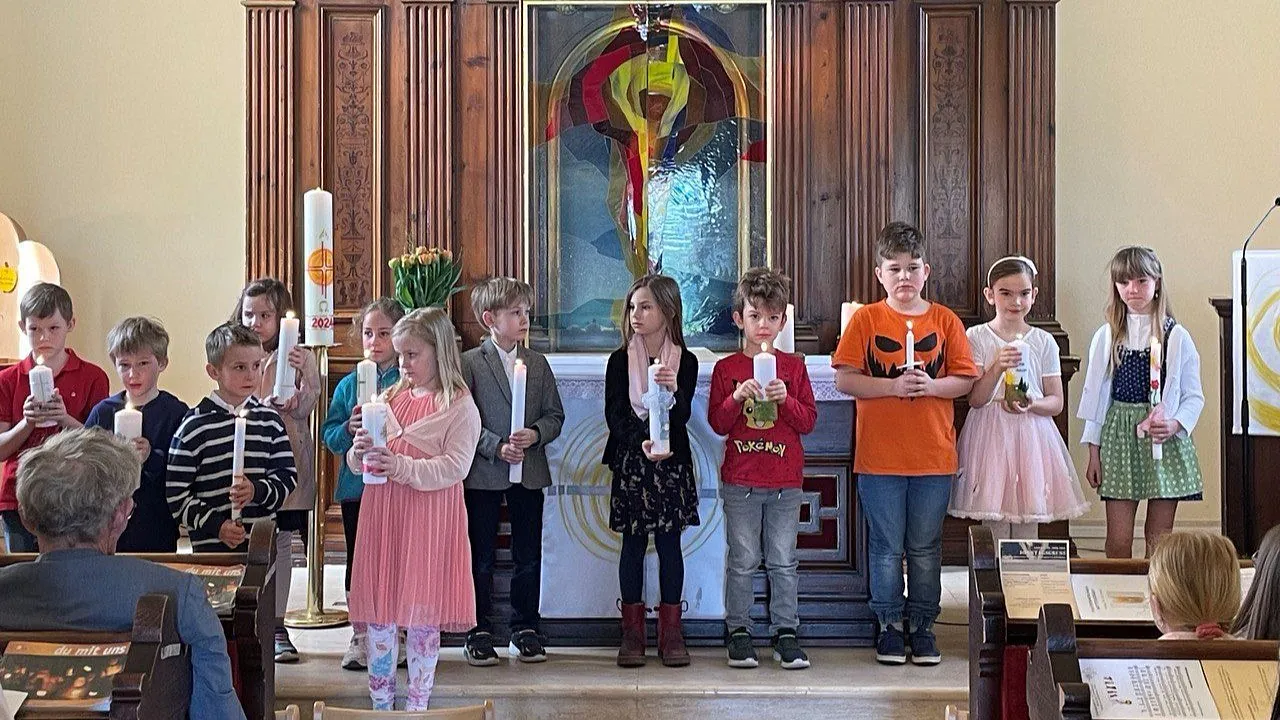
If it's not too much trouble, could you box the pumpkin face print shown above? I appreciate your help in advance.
[864,331,945,379]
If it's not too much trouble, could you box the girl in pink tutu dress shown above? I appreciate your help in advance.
[347,307,481,710]
[950,257,1088,538]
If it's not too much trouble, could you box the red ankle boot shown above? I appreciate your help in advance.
[617,601,647,667]
[657,602,690,667]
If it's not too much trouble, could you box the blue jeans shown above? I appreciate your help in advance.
[1,510,37,552]
[857,474,952,631]
[722,484,802,634]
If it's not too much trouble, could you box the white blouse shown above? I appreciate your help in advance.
[1076,315,1204,445]
[967,324,1061,404]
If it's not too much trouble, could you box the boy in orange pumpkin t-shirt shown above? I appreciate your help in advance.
[832,222,977,667]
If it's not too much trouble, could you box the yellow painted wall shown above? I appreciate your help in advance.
[0,0,245,402]
[2,0,1278,535]
[1057,0,1280,533]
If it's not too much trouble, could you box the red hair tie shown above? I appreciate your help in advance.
[1194,622,1227,639]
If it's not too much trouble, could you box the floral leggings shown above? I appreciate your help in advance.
[367,623,441,711]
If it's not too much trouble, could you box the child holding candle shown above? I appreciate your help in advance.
[832,222,978,666]
[459,277,565,666]
[709,267,817,670]
[232,278,320,662]
[86,317,190,552]
[1078,246,1203,558]
[166,323,297,554]
[346,308,481,711]
[949,257,1088,539]
[322,297,405,670]
[604,274,699,668]
[0,283,108,553]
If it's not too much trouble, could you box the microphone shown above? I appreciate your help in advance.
[1237,195,1280,553]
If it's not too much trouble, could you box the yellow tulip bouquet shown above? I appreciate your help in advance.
[389,246,464,311]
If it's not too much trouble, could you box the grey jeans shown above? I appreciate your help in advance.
[721,483,802,634]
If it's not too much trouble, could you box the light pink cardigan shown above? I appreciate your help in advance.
[346,389,481,491]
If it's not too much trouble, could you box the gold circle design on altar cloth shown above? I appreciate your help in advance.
[1245,281,1280,432]
[555,416,724,563]
[306,246,334,288]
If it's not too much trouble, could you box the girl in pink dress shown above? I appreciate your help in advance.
[347,307,481,710]
[950,257,1088,538]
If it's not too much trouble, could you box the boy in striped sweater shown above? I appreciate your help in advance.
[167,323,296,552]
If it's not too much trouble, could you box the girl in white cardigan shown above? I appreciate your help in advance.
[1078,246,1204,558]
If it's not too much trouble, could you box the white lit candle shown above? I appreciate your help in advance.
[355,350,378,405]
[508,358,527,484]
[28,356,55,428]
[839,302,861,338]
[361,400,389,485]
[1150,336,1163,460]
[905,321,916,368]
[753,342,777,397]
[648,360,668,455]
[114,402,142,440]
[231,410,247,521]
[272,311,300,401]
[775,303,795,353]
[303,188,335,346]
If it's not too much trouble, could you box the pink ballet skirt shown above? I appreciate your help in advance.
[348,391,476,632]
[951,403,1089,523]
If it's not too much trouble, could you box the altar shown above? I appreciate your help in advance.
[533,350,871,644]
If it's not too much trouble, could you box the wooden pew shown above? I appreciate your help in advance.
[0,593,191,720]
[0,521,277,720]
[1027,603,1280,720]
[968,525,1254,720]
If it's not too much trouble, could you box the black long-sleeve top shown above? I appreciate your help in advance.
[601,346,698,468]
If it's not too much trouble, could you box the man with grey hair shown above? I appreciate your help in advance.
[0,428,245,720]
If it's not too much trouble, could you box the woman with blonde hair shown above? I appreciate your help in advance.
[1148,531,1240,640]
[347,308,481,710]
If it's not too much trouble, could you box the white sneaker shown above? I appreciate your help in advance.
[342,632,367,670]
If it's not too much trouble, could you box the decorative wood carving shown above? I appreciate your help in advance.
[845,1,893,309]
[919,6,980,317]
[775,2,809,307]
[320,6,385,312]
[406,1,454,256]
[244,0,296,287]
[1008,1,1056,318]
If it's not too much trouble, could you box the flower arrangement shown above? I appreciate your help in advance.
[389,245,464,311]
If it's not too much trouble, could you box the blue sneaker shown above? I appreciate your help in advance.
[908,626,942,665]
[875,624,907,665]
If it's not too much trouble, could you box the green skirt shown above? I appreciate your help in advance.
[1098,401,1203,501]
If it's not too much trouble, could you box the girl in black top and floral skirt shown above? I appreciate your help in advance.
[602,274,699,669]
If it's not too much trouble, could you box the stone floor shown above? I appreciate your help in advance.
[276,565,973,719]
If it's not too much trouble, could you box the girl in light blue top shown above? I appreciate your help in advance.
[323,297,404,670]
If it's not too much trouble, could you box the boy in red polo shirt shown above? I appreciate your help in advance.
[0,283,109,551]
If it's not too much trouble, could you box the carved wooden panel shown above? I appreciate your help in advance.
[919,6,980,317]
[489,1,522,281]
[796,463,853,566]
[406,2,454,255]
[845,1,893,306]
[245,1,296,286]
[320,7,385,312]
[1008,1,1056,318]
[775,2,809,305]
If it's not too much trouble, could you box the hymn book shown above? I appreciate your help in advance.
[998,539,1077,620]
[1081,658,1279,720]
[162,563,246,613]
[0,641,128,711]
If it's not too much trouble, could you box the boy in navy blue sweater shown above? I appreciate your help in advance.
[167,323,296,552]
[87,317,189,552]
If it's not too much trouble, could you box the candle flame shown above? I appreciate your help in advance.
[238,409,248,419]
[286,310,296,320]
[125,402,135,412]
[364,349,371,359]
[35,355,44,366]
[514,358,524,368]
[1016,333,1024,340]
[906,321,914,330]
[762,342,770,353]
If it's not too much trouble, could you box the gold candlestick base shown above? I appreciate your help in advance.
[284,343,349,630]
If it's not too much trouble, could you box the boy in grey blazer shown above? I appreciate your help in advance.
[460,277,565,666]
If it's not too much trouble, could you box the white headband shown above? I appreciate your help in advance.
[988,255,1038,285]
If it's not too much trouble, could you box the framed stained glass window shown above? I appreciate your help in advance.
[524,0,773,351]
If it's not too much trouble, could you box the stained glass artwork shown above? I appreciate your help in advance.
[526,1,771,351]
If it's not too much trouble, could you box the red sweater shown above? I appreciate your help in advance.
[708,351,817,489]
